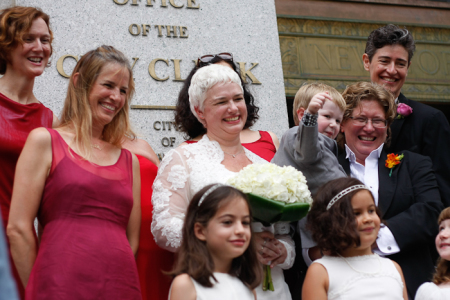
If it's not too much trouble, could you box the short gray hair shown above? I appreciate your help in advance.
[188,64,243,122]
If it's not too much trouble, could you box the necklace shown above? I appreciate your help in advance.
[222,147,244,158]
[337,253,382,275]
[91,143,103,151]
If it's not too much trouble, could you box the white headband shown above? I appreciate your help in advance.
[326,185,370,210]
[198,184,227,207]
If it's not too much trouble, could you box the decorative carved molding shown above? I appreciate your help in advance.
[279,18,450,102]
[278,18,450,44]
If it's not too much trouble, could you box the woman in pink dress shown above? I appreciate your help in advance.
[0,7,58,298]
[7,45,141,299]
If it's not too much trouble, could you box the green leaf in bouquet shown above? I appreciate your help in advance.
[247,193,310,226]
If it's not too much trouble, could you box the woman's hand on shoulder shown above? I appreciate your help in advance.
[169,274,196,300]
[302,262,328,300]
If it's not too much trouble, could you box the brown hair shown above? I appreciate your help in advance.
[433,207,450,285]
[338,81,396,148]
[307,177,382,256]
[293,82,345,126]
[59,45,136,160]
[170,184,261,289]
[365,24,415,64]
[0,6,53,74]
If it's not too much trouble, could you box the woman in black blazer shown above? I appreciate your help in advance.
[338,82,443,298]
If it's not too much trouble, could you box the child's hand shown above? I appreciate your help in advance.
[306,92,333,115]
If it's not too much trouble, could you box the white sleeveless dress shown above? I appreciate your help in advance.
[189,273,255,300]
[415,282,450,300]
[314,254,404,300]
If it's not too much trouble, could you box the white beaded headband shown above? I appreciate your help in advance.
[198,184,227,207]
[326,185,370,210]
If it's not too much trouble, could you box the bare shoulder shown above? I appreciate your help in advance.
[123,138,159,166]
[267,131,280,149]
[302,262,329,300]
[170,274,196,300]
[19,128,53,170]
[307,261,328,277]
[27,127,52,146]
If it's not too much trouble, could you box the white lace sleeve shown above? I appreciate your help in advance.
[151,148,191,252]
[276,234,295,270]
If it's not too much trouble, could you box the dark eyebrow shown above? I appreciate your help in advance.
[104,80,128,90]
[217,214,236,219]
[217,214,250,219]
[378,55,407,63]
[24,33,51,38]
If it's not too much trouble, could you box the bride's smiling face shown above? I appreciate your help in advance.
[196,82,246,138]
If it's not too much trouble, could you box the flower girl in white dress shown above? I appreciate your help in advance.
[169,184,260,300]
[302,177,408,300]
[415,207,450,300]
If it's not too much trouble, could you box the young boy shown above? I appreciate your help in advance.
[272,82,347,196]
[272,83,348,296]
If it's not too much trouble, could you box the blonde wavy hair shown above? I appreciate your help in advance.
[59,45,135,159]
[433,208,450,285]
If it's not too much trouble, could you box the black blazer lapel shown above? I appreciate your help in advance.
[338,152,350,175]
[378,150,397,218]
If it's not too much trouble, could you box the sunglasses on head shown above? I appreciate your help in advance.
[196,52,233,67]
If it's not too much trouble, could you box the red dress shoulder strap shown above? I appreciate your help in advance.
[242,131,277,161]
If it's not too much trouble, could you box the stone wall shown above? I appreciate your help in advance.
[13,0,288,157]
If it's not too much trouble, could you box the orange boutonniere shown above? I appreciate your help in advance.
[385,153,404,177]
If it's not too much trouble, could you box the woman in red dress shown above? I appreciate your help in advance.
[123,138,175,300]
[0,6,58,298]
[8,45,141,299]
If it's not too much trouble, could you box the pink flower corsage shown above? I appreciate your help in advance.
[396,103,413,119]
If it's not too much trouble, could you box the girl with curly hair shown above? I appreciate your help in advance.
[302,177,407,300]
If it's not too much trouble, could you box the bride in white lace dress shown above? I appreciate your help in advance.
[151,64,294,300]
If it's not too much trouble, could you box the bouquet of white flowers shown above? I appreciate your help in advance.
[227,163,312,225]
[227,163,312,291]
